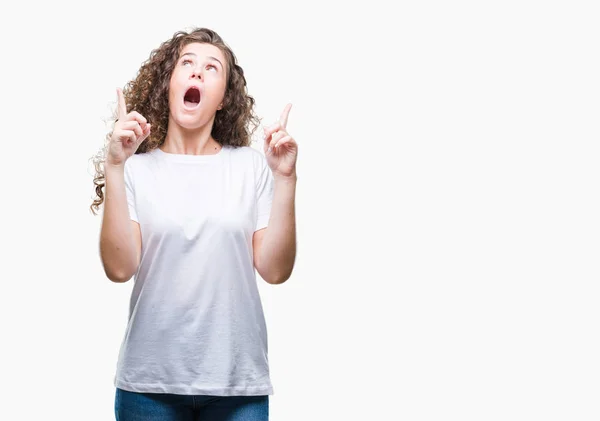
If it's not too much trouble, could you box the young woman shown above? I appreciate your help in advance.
[89,27,298,421]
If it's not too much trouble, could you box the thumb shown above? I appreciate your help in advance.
[138,123,151,145]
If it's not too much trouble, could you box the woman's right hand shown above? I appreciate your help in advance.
[106,88,151,167]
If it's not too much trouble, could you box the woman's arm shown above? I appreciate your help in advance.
[254,103,298,284]
[253,174,297,284]
[99,164,141,283]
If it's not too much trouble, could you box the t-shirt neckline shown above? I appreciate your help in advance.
[153,145,227,163]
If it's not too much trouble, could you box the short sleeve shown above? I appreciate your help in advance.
[123,159,139,223]
[255,153,274,232]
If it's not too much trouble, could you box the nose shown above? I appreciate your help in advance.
[191,66,203,80]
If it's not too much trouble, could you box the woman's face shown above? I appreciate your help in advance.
[168,42,228,130]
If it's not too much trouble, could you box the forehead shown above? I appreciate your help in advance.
[179,42,226,62]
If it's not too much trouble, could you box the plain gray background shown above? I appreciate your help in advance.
[0,0,598,419]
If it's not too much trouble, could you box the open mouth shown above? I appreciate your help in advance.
[183,87,201,107]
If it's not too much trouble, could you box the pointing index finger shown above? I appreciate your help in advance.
[279,103,292,128]
[117,88,127,121]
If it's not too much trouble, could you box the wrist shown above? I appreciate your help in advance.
[274,172,297,184]
[104,161,125,174]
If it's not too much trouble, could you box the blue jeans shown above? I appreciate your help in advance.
[115,388,269,421]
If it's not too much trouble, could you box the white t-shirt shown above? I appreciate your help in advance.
[113,144,274,396]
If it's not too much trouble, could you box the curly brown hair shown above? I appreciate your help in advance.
[89,27,261,215]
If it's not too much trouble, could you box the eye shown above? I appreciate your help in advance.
[182,59,193,66]
[206,64,218,71]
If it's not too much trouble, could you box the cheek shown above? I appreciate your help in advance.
[169,71,183,90]
[216,79,227,98]
[168,78,182,101]
[167,87,175,105]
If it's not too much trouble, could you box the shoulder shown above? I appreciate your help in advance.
[126,150,152,165]
[123,150,158,182]
[227,144,264,158]
[125,149,158,169]
[226,144,267,168]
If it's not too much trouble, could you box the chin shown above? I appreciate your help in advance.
[172,112,213,130]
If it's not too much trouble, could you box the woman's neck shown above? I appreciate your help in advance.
[161,121,221,155]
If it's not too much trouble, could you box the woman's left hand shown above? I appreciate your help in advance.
[263,104,298,179]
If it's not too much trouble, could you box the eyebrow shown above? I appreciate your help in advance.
[180,52,223,68]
